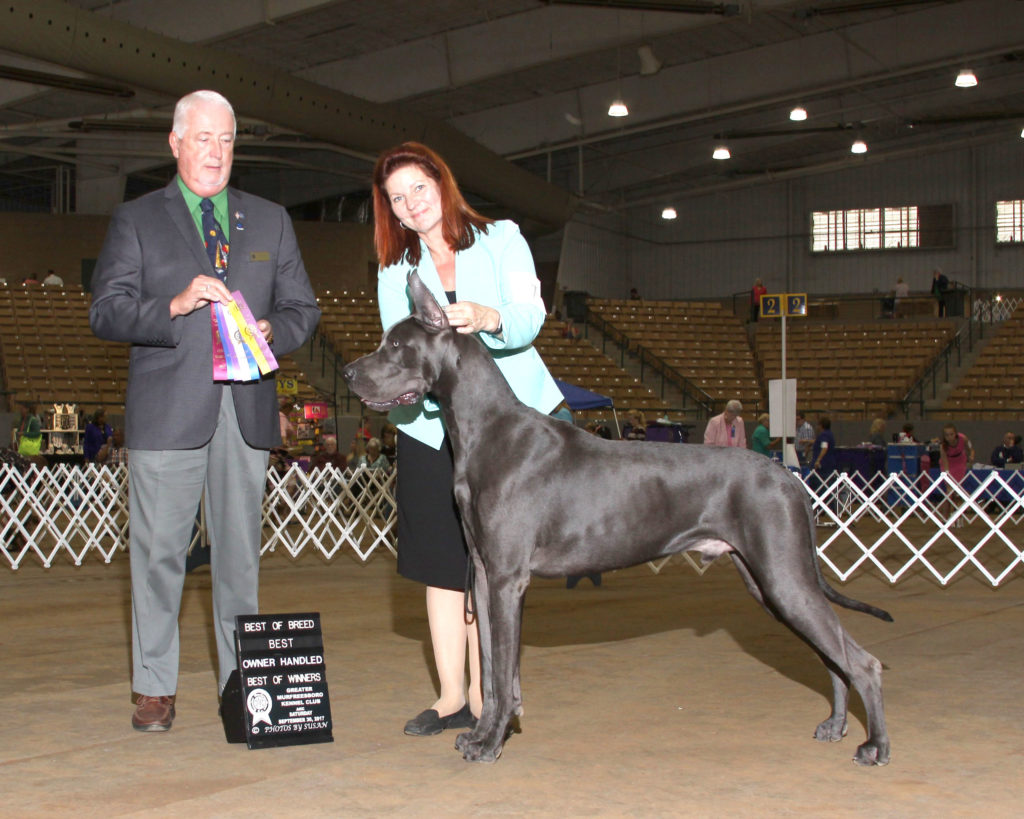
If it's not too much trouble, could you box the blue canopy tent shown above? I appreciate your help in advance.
[555,379,619,436]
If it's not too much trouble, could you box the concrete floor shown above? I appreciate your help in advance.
[2,551,1022,818]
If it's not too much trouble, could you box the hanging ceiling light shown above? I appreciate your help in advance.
[712,145,731,160]
[661,206,677,220]
[789,106,808,122]
[851,138,868,154]
[608,99,629,117]
[955,68,977,88]
[637,44,662,76]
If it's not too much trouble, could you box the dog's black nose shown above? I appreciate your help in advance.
[342,365,355,383]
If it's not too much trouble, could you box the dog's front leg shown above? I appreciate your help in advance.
[457,564,527,763]
[455,552,491,758]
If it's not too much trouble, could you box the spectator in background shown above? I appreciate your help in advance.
[629,287,641,300]
[750,413,778,456]
[83,408,113,461]
[14,402,43,459]
[42,269,64,287]
[811,416,837,475]
[352,436,390,470]
[96,427,128,466]
[809,416,838,515]
[309,435,347,471]
[795,410,815,465]
[278,398,295,447]
[939,423,974,526]
[354,414,372,445]
[893,276,910,318]
[940,423,974,481]
[896,422,918,443]
[867,418,887,447]
[990,431,1023,468]
[931,268,949,317]
[560,316,581,341]
[704,399,746,448]
[379,422,398,462]
[750,278,767,323]
[622,410,647,441]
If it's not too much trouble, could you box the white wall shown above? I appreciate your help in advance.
[558,140,1024,300]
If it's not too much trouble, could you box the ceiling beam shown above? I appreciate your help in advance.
[0,0,578,229]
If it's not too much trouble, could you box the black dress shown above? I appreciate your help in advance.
[394,290,470,591]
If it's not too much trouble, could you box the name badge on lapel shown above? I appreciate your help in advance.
[249,251,271,262]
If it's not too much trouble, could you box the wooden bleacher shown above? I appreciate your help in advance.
[587,297,762,411]
[316,290,382,365]
[0,284,322,411]
[755,320,954,418]
[536,318,666,415]
[943,305,1024,419]
[317,290,664,415]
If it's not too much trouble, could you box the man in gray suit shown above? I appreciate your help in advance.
[90,90,321,732]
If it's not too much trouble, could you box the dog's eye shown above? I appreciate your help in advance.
[391,340,400,348]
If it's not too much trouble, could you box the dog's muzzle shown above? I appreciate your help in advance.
[360,392,421,412]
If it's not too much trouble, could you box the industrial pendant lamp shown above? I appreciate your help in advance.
[955,68,977,88]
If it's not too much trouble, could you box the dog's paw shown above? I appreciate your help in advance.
[457,732,503,763]
[852,740,890,767]
[454,729,480,754]
[814,716,848,743]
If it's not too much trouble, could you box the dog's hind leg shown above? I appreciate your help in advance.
[778,597,887,765]
[730,554,851,742]
[735,556,889,766]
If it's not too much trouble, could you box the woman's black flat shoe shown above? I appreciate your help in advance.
[404,703,476,736]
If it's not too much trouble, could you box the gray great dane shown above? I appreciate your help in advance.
[344,271,891,767]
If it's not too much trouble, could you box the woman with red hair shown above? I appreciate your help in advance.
[372,142,563,737]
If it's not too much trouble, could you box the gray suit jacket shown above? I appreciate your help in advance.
[90,181,321,451]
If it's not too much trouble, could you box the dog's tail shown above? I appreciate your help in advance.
[818,577,894,622]
[804,491,894,622]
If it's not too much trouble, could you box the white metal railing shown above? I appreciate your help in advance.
[2,463,1021,586]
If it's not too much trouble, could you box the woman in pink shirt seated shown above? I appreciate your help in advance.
[703,399,746,448]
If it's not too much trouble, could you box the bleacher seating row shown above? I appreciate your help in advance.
[0,284,322,411]
[2,284,1022,422]
[943,307,1024,418]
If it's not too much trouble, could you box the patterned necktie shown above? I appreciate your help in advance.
[200,198,229,280]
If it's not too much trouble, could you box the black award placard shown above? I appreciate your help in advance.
[232,612,333,749]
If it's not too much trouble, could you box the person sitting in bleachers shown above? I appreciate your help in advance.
[42,269,64,287]
[990,432,1023,468]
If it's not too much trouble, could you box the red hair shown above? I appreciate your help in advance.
[372,142,493,268]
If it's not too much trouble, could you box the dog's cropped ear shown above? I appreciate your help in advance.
[408,270,449,332]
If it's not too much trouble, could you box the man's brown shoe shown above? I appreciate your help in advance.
[131,695,176,732]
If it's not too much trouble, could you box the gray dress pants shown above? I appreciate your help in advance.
[128,387,270,695]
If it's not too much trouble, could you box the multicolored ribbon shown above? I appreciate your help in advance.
[211,291,279,382]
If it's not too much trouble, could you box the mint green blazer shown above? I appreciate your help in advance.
[377,220,562,449]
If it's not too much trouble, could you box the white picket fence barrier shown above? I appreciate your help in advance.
[2,462,1021,586]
